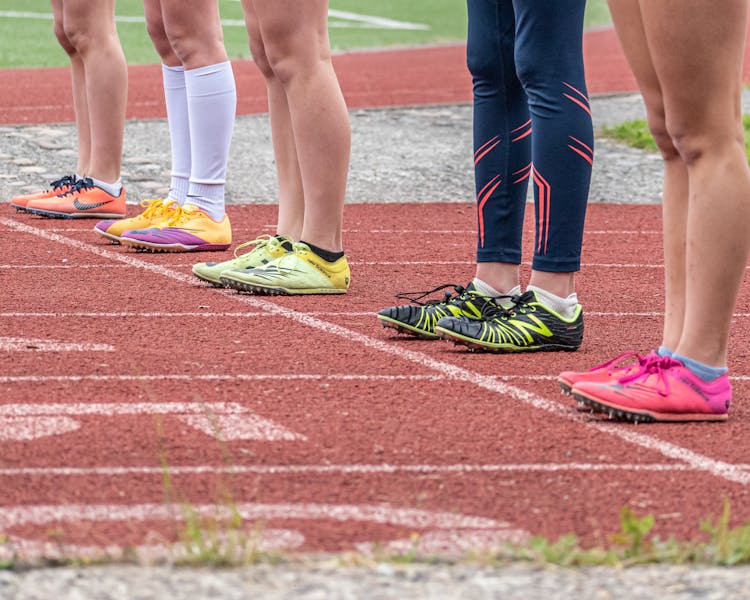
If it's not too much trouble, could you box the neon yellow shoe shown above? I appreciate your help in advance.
[93,199,178,243]
[220,242,350,295]
[120,204,231,252]
[192,234,294,286]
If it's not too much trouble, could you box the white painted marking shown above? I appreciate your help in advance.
[0,403,305,443]
[1,310,749,319]
[2,372,748,385]
[0,373,443,384]
[2,217,748,486]
[0,503,523,562]
[0,417,80,441]
[0,462,719,478]
[0,337,114,352]
[0,9,429,31]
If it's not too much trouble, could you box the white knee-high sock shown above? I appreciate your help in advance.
[184,61,236,221]
[162,64,191,205]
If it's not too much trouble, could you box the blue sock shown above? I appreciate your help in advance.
[657,346,673,357]
[671,352,728,382]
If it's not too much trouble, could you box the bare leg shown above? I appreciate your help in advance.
[61,0,126,183]
[640,0,750,366]
[51,0,90,175]
[252,0,350,252]
[241,0,305,240]
[608,0,689,351]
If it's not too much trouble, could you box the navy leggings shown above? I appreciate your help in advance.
[467,0,593,272]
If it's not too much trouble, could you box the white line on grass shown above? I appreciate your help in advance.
[2,216,749,486]
[0,9,429,30]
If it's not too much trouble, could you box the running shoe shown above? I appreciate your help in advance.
[220,242,350,295]
[572,356,731,423]
[25,177,125,219]
[558,350,659,395]
[9,174,78,211]
[120,204,231,252]
[435,290,583,352]
[192,234,294,286]
[377,283,500,340]
[93,198,178,244]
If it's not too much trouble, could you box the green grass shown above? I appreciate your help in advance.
[0,0,611,68]
[603,116,750,163]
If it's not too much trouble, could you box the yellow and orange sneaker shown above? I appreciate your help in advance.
[93,198,179,244]
[25,177,126,219]
[120,204,231,252]
[9,174,78,212]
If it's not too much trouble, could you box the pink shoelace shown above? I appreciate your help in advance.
[617,356,682,396]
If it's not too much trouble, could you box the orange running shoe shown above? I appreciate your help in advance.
[93,198,178,244]
[25,178,126,219]
[9,174,78,211]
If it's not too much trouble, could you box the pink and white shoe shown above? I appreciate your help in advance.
[558,350,659,395]
[572,356,731,423]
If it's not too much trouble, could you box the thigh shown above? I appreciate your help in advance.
[159,0,224,46]
[640,0,747,133]
[608,1,671,148]
[61,0,116,34]
[251,0,329,60]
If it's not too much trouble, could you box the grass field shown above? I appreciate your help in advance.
[0,0,611,68]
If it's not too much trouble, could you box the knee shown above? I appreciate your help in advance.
[248,34,274,79]
[261,24,327,85]
[647,114,680,162]
[53,22,76,56]
[665,120,743,166]
[146,15,173,62]
[62,18,95,54]
[467,43,501,84]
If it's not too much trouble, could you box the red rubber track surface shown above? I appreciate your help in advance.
[0,27,664,125]
[2,29,750,559]
[1,203,750,557]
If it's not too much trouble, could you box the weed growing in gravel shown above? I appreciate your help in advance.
[479,499,750,568]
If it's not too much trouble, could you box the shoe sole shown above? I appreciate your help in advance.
[220,276,346,295]
[93,227,123,244]
[26,207,125,219]
[572,389,728,423]
[192,270,224,287]
[436,327,580,353]
[121,239,230,253]
[377,315,439,340]
[10,202,30,212]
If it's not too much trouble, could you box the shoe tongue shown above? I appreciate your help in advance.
[464,281,477,292]
[517,290,537,304]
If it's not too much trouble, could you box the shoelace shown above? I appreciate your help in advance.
[617,356,681,396]
[586,351,653,377]
[58,177,94,198]
[234,235,274,258]
[394,284,466,306]
[48,174,76,192]
[138,198,170,220]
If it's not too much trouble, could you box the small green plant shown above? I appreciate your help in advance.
[602,116,750,163]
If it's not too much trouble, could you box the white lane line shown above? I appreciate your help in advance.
[3,217,749,486]
[0,402,305,442]
[0,261,677,268]
[0,10,429,30]
[0,373,445,384]
[0,503,522,562]
[0,337,114,352]
[2,373,748,384]
[0,462,728,478]
[2,310,750,319]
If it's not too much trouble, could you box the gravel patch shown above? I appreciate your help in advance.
[1,563,749,599]
[0,92,674,207]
